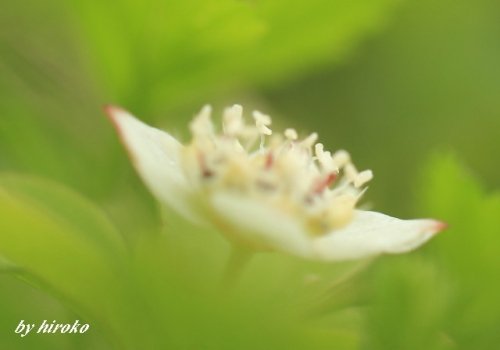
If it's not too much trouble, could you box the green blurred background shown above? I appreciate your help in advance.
[1,0,499,349]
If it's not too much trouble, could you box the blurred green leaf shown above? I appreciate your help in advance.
[71,0,400,115]
[0,275,112,350]
[363,154,500,350]
[0,174,127,254]
[0,174,132,348]
[364,257,452,350]
[419,154,500,348]
[128,231,363,350]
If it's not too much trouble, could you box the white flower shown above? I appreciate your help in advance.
[105,105,446,261]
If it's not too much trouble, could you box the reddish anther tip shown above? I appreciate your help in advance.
[265,152,274,169]
[313,172,338,194]
[326,172,338,186]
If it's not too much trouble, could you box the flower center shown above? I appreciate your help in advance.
[181,105,373,234]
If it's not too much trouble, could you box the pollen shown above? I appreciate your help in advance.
[181,105,373,234]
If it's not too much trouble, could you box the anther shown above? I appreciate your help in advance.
[315,143,336,172]
[314,143,324,157]
[253,111,272,136]
[265,152,274,169]
[312,172,338,194]
[344,163,358,183]
[300,133,318,149]
[354,170,373,188]
[190,105,214,137]
[332,150,350,168]
[223,104,243,135]
[197,152,215,179]
[284,128,298,140]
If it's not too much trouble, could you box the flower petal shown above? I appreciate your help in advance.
[312,210,445,261]
[210,193,313,257]
[105,106,202,223]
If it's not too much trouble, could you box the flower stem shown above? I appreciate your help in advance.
[222,246,252,288]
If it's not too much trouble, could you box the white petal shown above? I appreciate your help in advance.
[210,193,313,257]
[105,106,202,223]
[312,210,445,261]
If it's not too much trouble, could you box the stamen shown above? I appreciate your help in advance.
[259,134,266,151]
[315,143,336,172]
[332,150,350,168]
[284,128,298,141]
[354,170,373,188]
[190,105,214,137]
[197,152,214,179]
[182,105,372,235]
[312,172,338,194]
[300,132,318,149]
[265,152,274,169]
[253,111,272,136]
[314,143,324,157]
[344,163,358,183]
[223,104,243,136]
